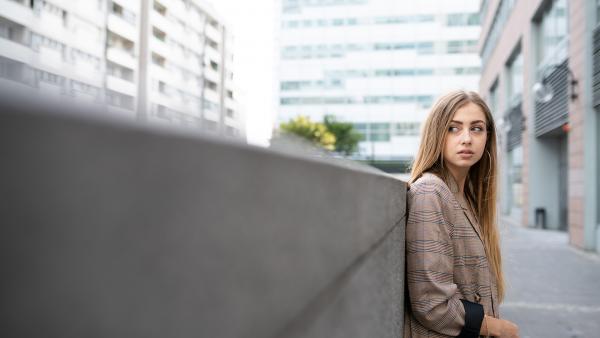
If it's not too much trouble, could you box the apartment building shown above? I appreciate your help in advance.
[0,0,244,138]
[479,0,599,252]
[277,0,481,170]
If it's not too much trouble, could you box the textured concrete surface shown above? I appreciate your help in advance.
[500,221,600,338]
[0,94,407,338]
[283,220,405,338]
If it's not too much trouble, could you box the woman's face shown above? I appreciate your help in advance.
[443,102,488,173]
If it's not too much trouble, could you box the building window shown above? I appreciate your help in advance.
[107,61,134,82]
[225,126,237,136]
[151,52,166,67]
[481,0,518,68]
[488,79,499,117]
[0,17,29,46]
[352,122,411,142]
[210,60,219,71]
[537,0,568,65]
[280,95,433,106]
[508,145,524,209]
[203,99,220,112]
[507,49,523,104]
[70,80,101,100]
[394,122,420,136]
[206,38,218,50]
[31,33,65,54]
[106,90,134,110]
[203,118,218,131]
[447,13,480,26]
[205,80,218,91]
[0,56,34,86]
[107,31,135,56]
[152,26,166,42]
[447,40,478,54]
[153,1,166,16]
[71,49,101,69]
[110,1,136,25]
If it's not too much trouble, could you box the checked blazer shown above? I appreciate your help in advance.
[403,172,499,338]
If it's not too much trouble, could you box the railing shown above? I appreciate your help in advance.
[0,89,407,338]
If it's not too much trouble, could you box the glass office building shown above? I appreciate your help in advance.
[277,0,481,169]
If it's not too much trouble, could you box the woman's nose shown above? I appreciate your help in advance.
[461,130,472,143]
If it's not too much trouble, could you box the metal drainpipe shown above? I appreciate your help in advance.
[136,0,149,121]
[102,0,109,105]
[198,18,207,130]
[218,24,227,136]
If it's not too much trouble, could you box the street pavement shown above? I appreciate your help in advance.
[499,220,600,338]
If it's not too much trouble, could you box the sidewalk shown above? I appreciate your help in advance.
[499,219,600,338]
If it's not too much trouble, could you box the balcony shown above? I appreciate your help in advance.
[0,37,34,64]
[107,14,137,43]
[203,66,220,84]
[204,45,221,64]
[0,0,34,27]
[107,47,136,70]
[225,97,236,110]
[150,9,170,33]
[152,36,182,63]
[202,105,220,122]
[203,87,220,103]
[204,23,222,44]
[106,74,136,96]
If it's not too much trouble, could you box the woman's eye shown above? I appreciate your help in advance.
[448,126,460,132]
[471,126,485,133]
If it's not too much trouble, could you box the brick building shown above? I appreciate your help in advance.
[479,0,599,252]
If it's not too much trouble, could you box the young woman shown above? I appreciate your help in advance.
[404,90,520,338]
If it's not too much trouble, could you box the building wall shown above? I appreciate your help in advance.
[568,0,598,250]
[0,0,244,138]
[277,0,481,164]
[568,0,587,247]
[480,0,599,252]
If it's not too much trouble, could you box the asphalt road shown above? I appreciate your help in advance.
[499,221,600,338]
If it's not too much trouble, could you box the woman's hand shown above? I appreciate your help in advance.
[483,315,520,337]
[496,318,519,338]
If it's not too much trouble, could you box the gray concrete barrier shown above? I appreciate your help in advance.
[0,92,407,338]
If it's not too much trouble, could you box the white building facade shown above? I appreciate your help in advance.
[0,0,244,138]
[277,0,481,168]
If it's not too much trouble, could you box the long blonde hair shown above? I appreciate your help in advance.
[409,90,504,302]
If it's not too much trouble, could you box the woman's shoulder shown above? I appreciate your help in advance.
[409,172,451,195]
[408,172,456,209]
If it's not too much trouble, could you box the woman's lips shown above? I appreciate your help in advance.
[457,150,474,158]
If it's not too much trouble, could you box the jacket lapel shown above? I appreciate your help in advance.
[462,206,483,243]
[442,173,484,243]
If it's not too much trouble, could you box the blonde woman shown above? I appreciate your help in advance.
[404,91,519,338]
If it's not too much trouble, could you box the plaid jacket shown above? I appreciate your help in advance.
[404,173,499,338]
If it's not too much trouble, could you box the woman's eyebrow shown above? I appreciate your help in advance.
[450,120,487,125]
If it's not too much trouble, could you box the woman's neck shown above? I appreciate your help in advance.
[446,166,468,195]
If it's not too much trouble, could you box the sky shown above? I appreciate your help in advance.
[211,0,277,147]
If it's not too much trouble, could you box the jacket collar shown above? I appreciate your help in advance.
[424,172,484,242]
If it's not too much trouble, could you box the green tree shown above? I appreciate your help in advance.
[280,115,336,151]
[323,115,362,156]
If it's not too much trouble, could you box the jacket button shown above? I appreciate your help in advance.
[474,293,481,303]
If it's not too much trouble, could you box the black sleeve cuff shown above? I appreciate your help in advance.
[457,299,484,338]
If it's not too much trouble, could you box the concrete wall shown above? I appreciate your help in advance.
[0,91,407,338]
